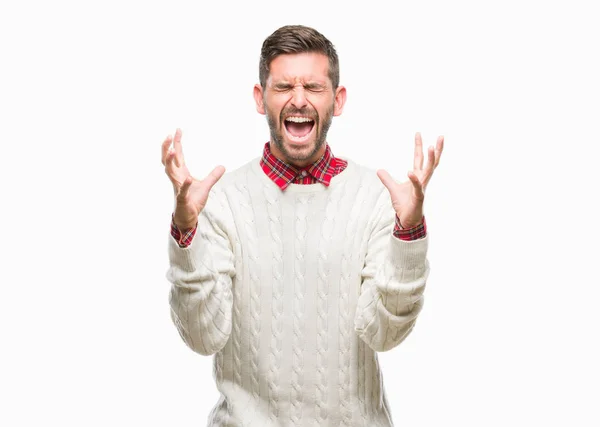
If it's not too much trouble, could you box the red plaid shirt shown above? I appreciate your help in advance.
[171,142,426,247]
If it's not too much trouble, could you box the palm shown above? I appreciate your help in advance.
[377,133,444,229]
[182,178,216,213]
[161,128,225,229]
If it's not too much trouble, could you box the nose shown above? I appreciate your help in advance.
[291,85,308,109]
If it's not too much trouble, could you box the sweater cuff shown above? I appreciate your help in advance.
[387,234,429,273]
[168,228,203,273]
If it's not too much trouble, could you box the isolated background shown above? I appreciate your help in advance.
[1,0,598,425]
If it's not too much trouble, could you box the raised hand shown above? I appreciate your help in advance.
[377,133,444,229]
[161,128,225,230]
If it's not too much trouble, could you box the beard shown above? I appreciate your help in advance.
[265,100,334,165]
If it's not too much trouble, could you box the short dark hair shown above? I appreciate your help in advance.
[259,25,340,89]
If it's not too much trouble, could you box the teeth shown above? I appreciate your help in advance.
[285,116,314,123]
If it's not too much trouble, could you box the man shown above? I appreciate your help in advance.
[162,25,443,427]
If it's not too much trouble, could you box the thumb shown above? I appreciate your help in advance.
[377,169,397,194]
[203,165,226,191]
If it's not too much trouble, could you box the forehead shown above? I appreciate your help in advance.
[267,52,330,84]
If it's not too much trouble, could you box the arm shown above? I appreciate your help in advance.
[354,193,429,352]
[167,189,235,355]
[357,132,443,351]
[161,128,230,355]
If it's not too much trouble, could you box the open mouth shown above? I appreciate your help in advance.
[283,116,315,143]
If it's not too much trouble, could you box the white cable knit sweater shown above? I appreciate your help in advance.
[167,157,429,427]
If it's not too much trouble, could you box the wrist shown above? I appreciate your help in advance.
[172,212,197,232]
[396,214,423,230]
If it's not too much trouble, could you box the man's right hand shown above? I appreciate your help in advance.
[161,128,225,231]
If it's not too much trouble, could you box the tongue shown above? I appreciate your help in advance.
[286,121,313,137]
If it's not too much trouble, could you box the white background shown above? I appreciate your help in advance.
[1,0,599,425]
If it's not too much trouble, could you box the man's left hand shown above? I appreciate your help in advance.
[377,133,444,229]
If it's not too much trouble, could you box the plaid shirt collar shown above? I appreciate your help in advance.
[259,142,340,190]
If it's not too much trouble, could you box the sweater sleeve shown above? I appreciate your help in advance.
[354,191,429,352]
[166,189,236,356]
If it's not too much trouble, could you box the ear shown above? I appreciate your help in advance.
[253,84,266,115]
[333,85,347,116]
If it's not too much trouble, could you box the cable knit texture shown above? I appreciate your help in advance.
[167,157,429,427]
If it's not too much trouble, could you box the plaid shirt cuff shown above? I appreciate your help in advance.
[393,216,427,241]
[170,214,197,248]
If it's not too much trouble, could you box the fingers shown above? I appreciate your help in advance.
[164,150,179,181]
[419,134,444,188]
[163,134,183,186]
[408,171,424,200]
[162,130,224,197]
[161,135,172,166]
[420,146,436,188]
[434,135,444,167]
[176,175,193,202]
[413,132,424,171]
[172,128,184,168]
[203,165,226,191]
[161,129,185,168]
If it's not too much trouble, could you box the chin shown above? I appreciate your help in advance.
[279,137,322,164]
[286,139,317,156]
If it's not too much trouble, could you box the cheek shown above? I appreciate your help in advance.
[267,104,282,121]
[267,98,286,117]
[265,104,282,128]
[308,95,334,114]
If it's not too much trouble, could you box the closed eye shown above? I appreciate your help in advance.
[273,84,293,92]
[304,84,327,92]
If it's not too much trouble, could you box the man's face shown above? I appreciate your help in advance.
[254,53,346,167]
